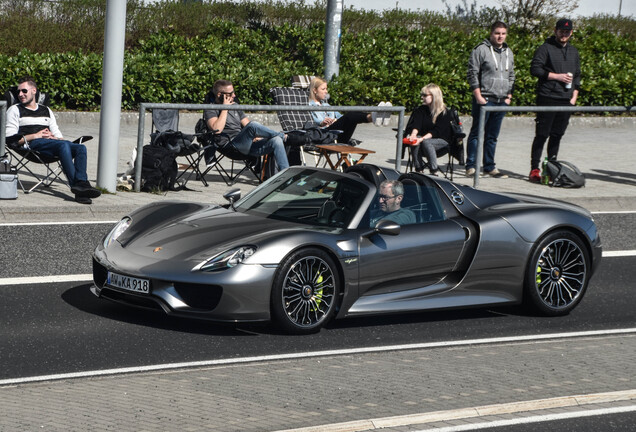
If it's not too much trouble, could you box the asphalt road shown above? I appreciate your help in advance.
[0,213,634,381]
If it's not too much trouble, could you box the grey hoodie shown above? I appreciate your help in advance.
[467,38,515,99]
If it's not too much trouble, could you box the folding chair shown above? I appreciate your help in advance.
[4,86,93,193]
[269,86,339,167]
[196,91,263,186]
[399,107,466,180]
[8,136,93,194]
[150,109,207,189]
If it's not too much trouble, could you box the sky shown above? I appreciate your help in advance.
[343,0,634,17]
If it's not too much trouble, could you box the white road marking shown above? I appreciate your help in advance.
[0,221,116,227]
[0,328,634,387]
[603,250,636,257]
[0,274,93,286]
[1,248,634,287]
[409,405,636,432]
[273,392,636,432]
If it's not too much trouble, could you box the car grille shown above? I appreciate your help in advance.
[174,282,223,311]
[93,259,108,287]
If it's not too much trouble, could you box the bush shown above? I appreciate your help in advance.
[0,1,633,113]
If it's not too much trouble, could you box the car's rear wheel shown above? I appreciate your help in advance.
[525,231,590,316]
[271,248,340,334]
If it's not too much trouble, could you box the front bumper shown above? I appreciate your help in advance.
[92,253,277,323]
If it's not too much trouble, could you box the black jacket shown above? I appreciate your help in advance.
[530,36,581,101]
[406,105,453,144]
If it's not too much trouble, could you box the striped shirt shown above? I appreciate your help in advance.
[5,104,63,141]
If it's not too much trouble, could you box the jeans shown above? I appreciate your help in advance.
[466,98,507,172]
[29,138,88,186]
[412,138,449,171]
[231,122,289,170]
[530,96,573,170]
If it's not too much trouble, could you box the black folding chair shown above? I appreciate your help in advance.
[4,86,93,193]
[150,109,208,189]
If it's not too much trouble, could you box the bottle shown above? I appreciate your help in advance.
[541,157,549,185]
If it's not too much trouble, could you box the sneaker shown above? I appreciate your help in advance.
[382,102,393,126]
[429,169,439,176]
[529,168,541,183]
[485,168,508,179]
[71,181,101,198]
[348,138,362,146]
[75,195,92,204]
[466,168,476,177]
[375,102,386,126]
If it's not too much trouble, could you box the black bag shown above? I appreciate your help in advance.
[150,130,198,153]
[545,160,585,188]
[141,144,178,192]
[448,107,466,165]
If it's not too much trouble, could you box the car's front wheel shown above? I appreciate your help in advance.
[271,248,340,334]
[525,231,590,316]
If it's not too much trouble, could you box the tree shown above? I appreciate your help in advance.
[498,0,580,32]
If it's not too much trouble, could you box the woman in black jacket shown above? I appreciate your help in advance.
[406,84,453,175]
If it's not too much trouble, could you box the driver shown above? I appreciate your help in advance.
[370,180,416,226]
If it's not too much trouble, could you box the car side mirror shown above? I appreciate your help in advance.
[362,219,401,238]
[223,188,241,205]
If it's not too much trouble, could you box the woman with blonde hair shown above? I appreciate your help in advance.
[308,77,389,144]
[406,83,453,175]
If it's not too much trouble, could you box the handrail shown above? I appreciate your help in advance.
[134,103,406,191]
[473,105,633,188]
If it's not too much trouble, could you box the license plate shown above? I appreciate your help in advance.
[107,271,150,294]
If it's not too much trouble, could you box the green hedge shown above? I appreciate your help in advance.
[1,20,634,114]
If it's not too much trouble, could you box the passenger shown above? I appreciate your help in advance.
[370,180,416,226]
[308,77,390,145]
[203,79,289,171]
[5,76,101,204]
[465,21,515,179]
[406,84,454,176]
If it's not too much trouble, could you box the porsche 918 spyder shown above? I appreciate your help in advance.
[92,164,601,334]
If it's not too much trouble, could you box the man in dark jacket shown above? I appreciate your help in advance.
[465,21,515,179]
[528,18,581,183]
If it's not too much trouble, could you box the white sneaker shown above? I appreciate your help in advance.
[375,102,386,126]
[382,102,393,126]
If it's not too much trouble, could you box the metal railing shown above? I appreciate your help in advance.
[135,102,405,192]
[473,105,634,188]
[0,101,6,156]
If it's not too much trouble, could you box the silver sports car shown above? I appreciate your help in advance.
[92,164,601,334]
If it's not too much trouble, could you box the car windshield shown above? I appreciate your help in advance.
[234,168,370,228]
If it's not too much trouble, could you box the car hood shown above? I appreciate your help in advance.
[116,205,332,262]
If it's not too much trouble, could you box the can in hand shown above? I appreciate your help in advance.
[565,72,573,89]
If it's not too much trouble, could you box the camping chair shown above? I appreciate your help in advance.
[4,86,93,193]
[399,107,465,180]
[150,109,207,189]
[269,85,343,168]
[196,90,264,186]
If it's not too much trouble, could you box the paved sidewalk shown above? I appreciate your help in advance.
[1,114,635,222]
[0,334,634,431]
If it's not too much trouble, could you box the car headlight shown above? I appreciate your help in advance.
[103,217,132,248]
[194,246,256,272]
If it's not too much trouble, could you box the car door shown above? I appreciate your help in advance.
[357,218,468,298]
[356,177,470,299]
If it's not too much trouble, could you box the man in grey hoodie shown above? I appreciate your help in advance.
[466,21,515,178]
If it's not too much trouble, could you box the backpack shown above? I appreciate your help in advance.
[545,160,585,188]
[447,107,466,165]
[141,144,178,192]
